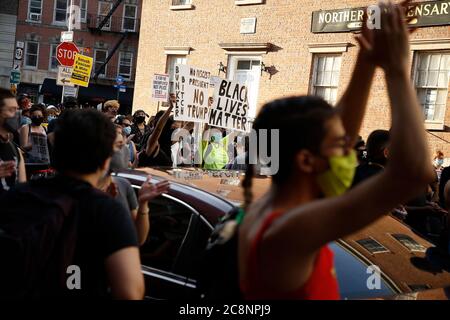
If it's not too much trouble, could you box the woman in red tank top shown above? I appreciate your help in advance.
[238,2,435,300]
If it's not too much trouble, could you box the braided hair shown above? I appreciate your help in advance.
[242,96,336,210]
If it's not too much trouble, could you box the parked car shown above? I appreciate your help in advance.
[115,167,450,300]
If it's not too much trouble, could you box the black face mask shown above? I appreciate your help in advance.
[31,117,44,126]
[135,116,145,124]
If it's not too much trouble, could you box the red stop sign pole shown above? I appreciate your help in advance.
[56,42,80,67]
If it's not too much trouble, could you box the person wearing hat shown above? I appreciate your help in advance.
[102,100,120,121]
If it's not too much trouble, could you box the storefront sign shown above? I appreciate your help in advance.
[311,0,450,33]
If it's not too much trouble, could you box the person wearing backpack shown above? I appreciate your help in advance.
[0,88,26,195]
[0,109,145,299]
[238,2,435,300]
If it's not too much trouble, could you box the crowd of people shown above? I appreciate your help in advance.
[0,1,449,300]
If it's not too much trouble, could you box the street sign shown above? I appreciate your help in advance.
[16,41,24,49]
[63,86,78,98]
[116,75,124,85]
[13,60,21,71]
[119,88,126,93]
[15,47,23,60]
[56,42,80,67]
[57,66,74,86]
[70,53,93,87]
[10,70,20,84]
[113,84,127,89]
[61,31,74,42]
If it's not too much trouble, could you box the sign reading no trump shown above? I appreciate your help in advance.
[174,64,210,122]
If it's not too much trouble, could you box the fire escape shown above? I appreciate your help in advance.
[86,0,140,81]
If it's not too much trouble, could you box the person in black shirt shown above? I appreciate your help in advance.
[0,88,26,194]
[131,109,151,152]
[45,109,144,299]
[352,130,389,187]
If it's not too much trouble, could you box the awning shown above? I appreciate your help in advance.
[40,78,134,105]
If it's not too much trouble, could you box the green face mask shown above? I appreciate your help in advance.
[316,150,357,197]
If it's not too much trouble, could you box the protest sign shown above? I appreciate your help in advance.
[208,78,253,132]
[70,53,93,87]
[174,64,211,122]
[152,73,169,102]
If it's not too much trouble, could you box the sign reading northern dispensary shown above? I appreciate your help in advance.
[311,0,450,33]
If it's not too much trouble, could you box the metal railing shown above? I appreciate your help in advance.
[87,14,140,33]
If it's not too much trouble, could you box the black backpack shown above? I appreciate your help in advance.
[197,207,245,301]
[0,178,88,299]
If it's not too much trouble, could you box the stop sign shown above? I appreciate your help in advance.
[56,42,80,67]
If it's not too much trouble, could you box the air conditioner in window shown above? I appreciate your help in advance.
[29,13,41,21]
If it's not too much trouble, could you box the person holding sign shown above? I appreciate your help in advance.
[239,2,434,300]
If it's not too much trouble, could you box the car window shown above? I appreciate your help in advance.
[139,195,194,274]
[172,214,212,279]
[329,242,397,299]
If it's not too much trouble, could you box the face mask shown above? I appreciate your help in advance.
[48,115,57,122]
[123,126,132,136]
[316,150,357,198]
[135,116,145,124]
[436,159,444,166]
[212,133,222,143]
[31,117,44,126]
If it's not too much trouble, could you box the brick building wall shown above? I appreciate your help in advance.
[134,0,450,158]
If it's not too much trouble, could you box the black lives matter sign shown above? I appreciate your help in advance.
[209,79,252,133]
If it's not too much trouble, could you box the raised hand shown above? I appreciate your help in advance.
[138,175,170,206]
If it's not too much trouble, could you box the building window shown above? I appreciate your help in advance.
[122,4,137,32]
[227,56,261,118]
[414,51,450,128]
[235,0,265,5]
[49,44,59,71]
[80,0,88,22]
[311,54,341,106]
[54,0,68,24]
[118,52,133,79]
[94,49,108,78]
[98,1,112,30]
[166,55,187,93]
[172,0,192,5]
[28,0,42,22]
[25,41,39,69]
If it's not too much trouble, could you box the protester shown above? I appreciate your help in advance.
[352,130,389,187]
[0,88,26,194]
[354,136,367,165]
[202,126,230,170]
[238,4,434,300]
[137,104,173,167]
[98,127,171,245]
[131,109,151,151]
[115,115,138,168]
[19,104,50,164]
[1,109,145,299]
[103,100,120,121]
[47,96,78,134]
[46,105,59,123]
[17,94,32,126]
[226,135,249,171]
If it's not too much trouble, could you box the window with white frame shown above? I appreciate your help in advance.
[28,0,42,22]
[54,0,68,24]
[172,0,192,5]
[122,4,137,31]
[166,55,187,93]
[49,44,59,71]
[118,52,133,79]
[25,41,39,69]
[311,54,342,106]
[98,1,112,30]
[414,51,450,127]
[94,49,108,77]
[80,0,88,22]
